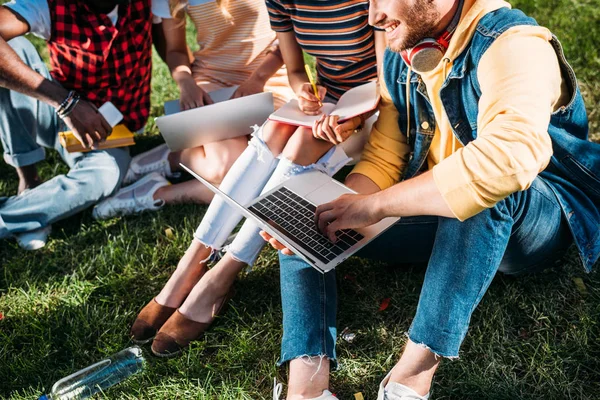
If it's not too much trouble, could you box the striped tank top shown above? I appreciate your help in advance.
[266,0,378,100]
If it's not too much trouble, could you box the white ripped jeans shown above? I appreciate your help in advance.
[193,122,357,265]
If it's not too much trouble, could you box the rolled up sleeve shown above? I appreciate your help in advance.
[432,26,562,220]
[350,78,412,190]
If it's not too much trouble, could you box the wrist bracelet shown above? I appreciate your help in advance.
[57,91,80,119]
[56,90,76,114]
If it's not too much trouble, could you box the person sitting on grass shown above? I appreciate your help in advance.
[129,0,385,370]
[0,0,158,250]
[262,0,600,398]
[91,0,297,219]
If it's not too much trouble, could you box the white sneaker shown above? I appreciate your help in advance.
[378,371,430,400]
[272,379,337,400]
[92,172,169,220]
[123,143,173,185]
[15,225,51,250]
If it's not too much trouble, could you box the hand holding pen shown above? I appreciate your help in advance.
[296,64,327,115]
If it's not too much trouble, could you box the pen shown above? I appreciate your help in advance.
[304,64,323,107]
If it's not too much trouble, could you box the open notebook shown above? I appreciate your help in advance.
[269,81,379,127]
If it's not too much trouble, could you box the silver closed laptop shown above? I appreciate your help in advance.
[156,90,274,152]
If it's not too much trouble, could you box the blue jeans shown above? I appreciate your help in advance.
[279,177,572,365]
[0,37,130,237]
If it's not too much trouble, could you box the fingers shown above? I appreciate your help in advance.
[298,97,322,115]
[317,86,327,102]
[259,231,295,255]
[333,118,356,143]
[316,209,338,236]
[313,115,341,144]
[323,220,341,243]
[202,91,214,105]
[298,83,323,115]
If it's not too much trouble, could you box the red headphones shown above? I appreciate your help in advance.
[401,0,464,72]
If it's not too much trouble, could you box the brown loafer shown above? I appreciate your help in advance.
[130,298,177,345]
[151,291,233,358]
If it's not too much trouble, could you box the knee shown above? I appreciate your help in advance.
[281,128,325,166]
[97,158,123,198]
[262,121,296,156]
[204,143,246,183]
[87,151,126,199]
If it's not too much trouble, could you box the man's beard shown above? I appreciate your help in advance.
[388,0,440,52]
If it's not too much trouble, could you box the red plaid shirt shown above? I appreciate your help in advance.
[47,0,152,132]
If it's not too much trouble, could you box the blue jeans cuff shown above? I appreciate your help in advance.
[3,147,45,167]
[407,325,461,360]
[277,352,338,370]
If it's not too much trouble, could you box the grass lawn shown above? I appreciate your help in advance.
[1,0,599,399]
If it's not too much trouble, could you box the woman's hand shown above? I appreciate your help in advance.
[296,83,327,115]
[231,76,266,99]
[178,79,214,110]
[312,114,364,144]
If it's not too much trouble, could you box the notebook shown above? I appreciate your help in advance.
[268,81,379,127]
[59,124,134,153]
[58,101,131,153]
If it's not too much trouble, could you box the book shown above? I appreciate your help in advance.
[268,81,380,127]
[59,124,135,153]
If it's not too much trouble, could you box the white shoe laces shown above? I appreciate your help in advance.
[273,378,283,400]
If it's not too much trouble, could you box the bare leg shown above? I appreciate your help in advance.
[155,239,213,308]
[286,357,330,399]
[168,135,248,179]
[280,127,334,166]
[154,136,249,205]
[154,179,215,204]
[178,252,245,322]
[16,164,41,194]
[388,340,440,396]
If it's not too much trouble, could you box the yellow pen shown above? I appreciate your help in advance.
[304,64,322,106]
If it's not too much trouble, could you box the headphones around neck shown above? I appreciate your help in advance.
[401,0,464,73]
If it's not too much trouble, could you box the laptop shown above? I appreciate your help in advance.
[156,89,274,152]
[180,163,399,273]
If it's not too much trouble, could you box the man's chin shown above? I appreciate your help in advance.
[388,41,409,54]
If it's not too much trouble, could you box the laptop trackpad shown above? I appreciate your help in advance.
[304,182,350,206]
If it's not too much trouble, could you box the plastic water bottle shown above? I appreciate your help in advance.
[39,346,144,400]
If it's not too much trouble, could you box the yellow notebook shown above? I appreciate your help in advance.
[59,124,135,153]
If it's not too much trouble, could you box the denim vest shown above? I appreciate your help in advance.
[383,7,600,271]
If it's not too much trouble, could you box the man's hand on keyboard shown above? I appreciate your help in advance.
[315,193,383,242]
[259,231,295,255]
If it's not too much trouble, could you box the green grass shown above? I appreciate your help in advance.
[1,1,599,399]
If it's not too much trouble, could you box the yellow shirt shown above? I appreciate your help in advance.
[351,0,568,220]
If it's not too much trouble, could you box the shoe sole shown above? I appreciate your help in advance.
[151,347,184,359]
[131,336,155,346]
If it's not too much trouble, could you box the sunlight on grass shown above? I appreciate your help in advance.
[0,0,598,398]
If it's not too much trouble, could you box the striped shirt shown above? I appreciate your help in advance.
[266,0,378,100]
[153,0,295,107]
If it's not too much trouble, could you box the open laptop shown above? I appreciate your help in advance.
[156,89,274,152]
[180,163,399,273]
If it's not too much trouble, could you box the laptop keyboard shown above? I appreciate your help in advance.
[249,186,364,264]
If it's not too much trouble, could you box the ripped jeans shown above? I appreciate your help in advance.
[193,122,351,265]
[278,177,573,365]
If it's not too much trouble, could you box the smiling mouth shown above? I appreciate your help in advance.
[384,22,400,33]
